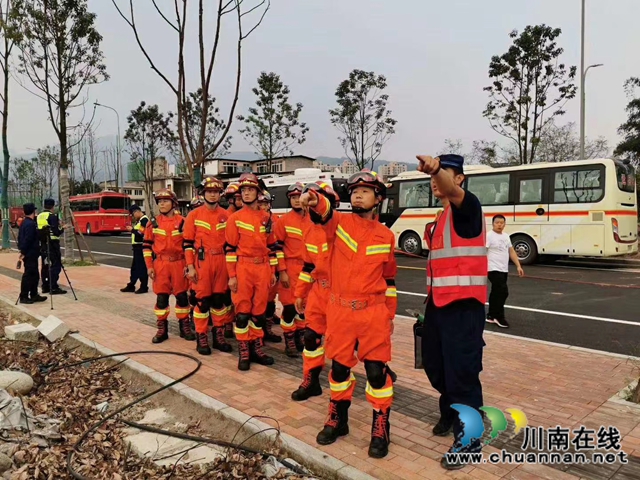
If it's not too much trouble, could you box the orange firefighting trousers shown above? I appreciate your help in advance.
[278,259,306,333]
[192,252,233,333]
[231,257,271,341]
[153,257,190,322]
[301,281,329,375]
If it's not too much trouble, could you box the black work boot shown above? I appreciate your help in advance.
[238,341,251,371]
[152,320,169,344]
[291,366,323,401]
[135,286,149,294]
[196,332,212,356]
[316,400,350,445]
[432,415,454,436]
[294,328,305,352]
[224,322,234,339]
[283,332,299,358]
[212,326,233,353]
[264,317,282,343]
[368,408,391,458]
[250,338,274,366]
[120,283,136,293]
[179,319,196,341]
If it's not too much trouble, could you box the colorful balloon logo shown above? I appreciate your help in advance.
[451,405,529,447]
[479,406,508,443]
[450,404,485,448]
[506,408,528,434]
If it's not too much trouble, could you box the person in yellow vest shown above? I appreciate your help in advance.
[37,198,66,295]
[417,154,488,470]
[121,204,150,294]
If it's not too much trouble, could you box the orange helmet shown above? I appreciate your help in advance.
[238,172,260,189]
[258,190,273,203]
[201,175,224,192]
[346,170,386,199]
[190,196,204,208]
[224,182,240,199]
[304,181,341,208]
[154,188,179,206]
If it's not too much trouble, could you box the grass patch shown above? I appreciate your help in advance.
[64,260,97,267]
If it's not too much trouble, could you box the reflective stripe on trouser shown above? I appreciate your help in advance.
[294,313,307,330]
[193,308,210,334]
[174,306,191,320]
[280,316,296,333]
[154,307,169,321]
[365,374,394,411]
[234,323,250,342]
[303,342,325,375]
[329,371,356,402]
[248,319,264,341]
[211,305,233,327]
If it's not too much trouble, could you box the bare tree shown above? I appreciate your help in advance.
[111,0,270,186]
[437,138,464,156]
[72,125,101,191]
[33,145,58,200]
[15,0,108,261]
[103,143,120,189]
[536,120,609,163]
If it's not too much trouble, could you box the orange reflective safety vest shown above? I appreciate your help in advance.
[425,206,488,307]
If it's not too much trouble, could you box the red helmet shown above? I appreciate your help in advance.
[238,172,260,189]
[304,181,340,208]
[190,196,203,208]
[201,175,224,192]
[224,182,240,199]
[258,190,273,203]
[287,182,305,198]
[154,189,179,206]
[346,170,386,199]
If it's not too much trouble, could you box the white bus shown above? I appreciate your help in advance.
[381,158,638,264]
[259,168,352,216]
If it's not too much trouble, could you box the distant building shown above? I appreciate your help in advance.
[204,155,316,177]
[340,160,358,175]
[313,160,337,172]
[378,162,408,181]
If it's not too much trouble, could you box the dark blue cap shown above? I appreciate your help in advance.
[438,154,465,174]
[129,204,141,214]
[23,203,36,215]
[44,198,55,208]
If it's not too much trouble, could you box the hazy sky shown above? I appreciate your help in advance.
[9,0,640,163]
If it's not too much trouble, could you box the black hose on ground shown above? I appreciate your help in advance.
[45,350,308,479]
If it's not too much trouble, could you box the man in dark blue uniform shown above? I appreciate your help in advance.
[121,205,149,294]
[417,154,487,470]
[37,198,67,295]
[18,203,47,304]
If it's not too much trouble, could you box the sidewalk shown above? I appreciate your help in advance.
[1,253,639,480]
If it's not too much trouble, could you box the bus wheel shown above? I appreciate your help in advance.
[511,234,537,265]
[86,223,91,235]
[400,232,422,256]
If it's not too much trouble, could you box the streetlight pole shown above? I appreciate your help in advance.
[579,63,603,159]
[94,102,122,192]
[579,0,585,159]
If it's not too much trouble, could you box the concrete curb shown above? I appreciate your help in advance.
[0,294,377,480]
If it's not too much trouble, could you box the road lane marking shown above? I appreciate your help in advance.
[396,290,640,326]
[398,266,425,271]
[107,241,131,245]
[10,239,132,259]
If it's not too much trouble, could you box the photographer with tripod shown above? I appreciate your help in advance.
[37,198,67,295]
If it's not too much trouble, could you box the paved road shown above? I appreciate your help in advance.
[12,232,640,356]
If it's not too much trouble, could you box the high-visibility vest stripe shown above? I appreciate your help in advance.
[426,276,487,287]
[429,246,487,260]
[194,220,211,230]
[236,221,255,232]
[366,244,391,255]
[216,223,226,230]
[336,225,358,253]
[385,287,397,297]
[306,244,319,254]
[153,228,167,236]
[285,226,303,236]
[299,272,313,283]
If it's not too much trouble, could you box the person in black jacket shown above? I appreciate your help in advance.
[121,205,150,294]
[37,198,66,295]
[18,203,47,304]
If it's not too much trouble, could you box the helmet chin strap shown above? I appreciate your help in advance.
[351,206,374,214]
[204,198,218,206]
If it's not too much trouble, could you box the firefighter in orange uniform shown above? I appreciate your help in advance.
[300,170,397,459]
[274,183,311,356]
[291,181,340,401]
[258,191,283,343]
[225,173,284,370]
[225,182,243,213]
[183,177,234,356]
[143,189,196,344]
[187,196,204,333]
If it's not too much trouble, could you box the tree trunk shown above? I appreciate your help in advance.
[1,62,10,250]
[59,111,74,262]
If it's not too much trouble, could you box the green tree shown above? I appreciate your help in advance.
[15,0,108,261]
[614,77,640,164]
[329,69,397,171]
[238,71,308,170]
[537,120,609,163]
[0,0,18,248]
[483,25,577,165]
[124,101,174,215]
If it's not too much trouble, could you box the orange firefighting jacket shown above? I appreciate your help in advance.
[273,209,311,263]
[294,222,334,300]
[142,213,186,269]
[310,192,397,318]
[225,207,283,277]
[425,206,487,307]
[182,204,229,266]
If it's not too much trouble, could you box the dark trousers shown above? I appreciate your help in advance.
[20,256,39,299]
[41,241,62,290]
[487,271,509,321]
[129,246,148,288]
[422,298,485,443]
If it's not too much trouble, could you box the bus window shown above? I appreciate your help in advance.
[101,196,130,210]
[270,185,289,210]
[399,180,429,208]
[466,174,510,205]
[615,161,636,193]
[519,179,543,203]
[553,168,604,203]
[331,179,350,204]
